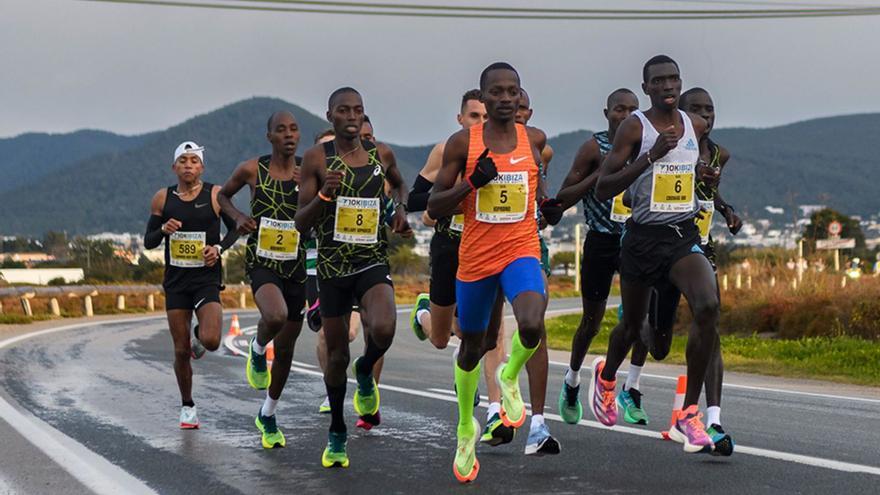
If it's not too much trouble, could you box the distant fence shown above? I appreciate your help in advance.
[0,284,252,318]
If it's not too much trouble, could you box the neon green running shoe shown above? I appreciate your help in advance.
[410,293,430,341]
[616,388,649,425]
[479,412,515,446]
[255,411,285,449]
[453,417,480,483]
[496,365,526,428]
[352,357,380,416]
[246,337,271,390]
[318,396,331,414]
[321,431,349,468]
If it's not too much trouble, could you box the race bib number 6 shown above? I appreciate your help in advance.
[334,196,380,244]
[169,231,206,268]
[257,217,299,261]
[650,162,694,213]
[476,171,528,223]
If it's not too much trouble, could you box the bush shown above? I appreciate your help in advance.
[47,277,67,286]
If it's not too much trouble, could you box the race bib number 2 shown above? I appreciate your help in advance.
[334,196,380,244]
[169,231,205,268]
[476,172,528,223]
[257,217,299,261]
[650,162,694,213]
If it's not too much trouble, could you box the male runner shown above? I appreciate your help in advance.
[512,88,561,455]
[296,87,411,468]
[554,89,651,425]
[145,141,236,428]
[218,111,307,450]
[591,55,720,453]
[428,62,563,482]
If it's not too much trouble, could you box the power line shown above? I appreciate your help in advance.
[81,0,880,19]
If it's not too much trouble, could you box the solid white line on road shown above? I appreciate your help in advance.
[0,318,163,495]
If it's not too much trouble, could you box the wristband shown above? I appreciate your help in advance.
[646,151,654,165]
[318,191,333,202]
[213,244,223,255]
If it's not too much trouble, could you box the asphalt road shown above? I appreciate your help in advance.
[1,298,879,494]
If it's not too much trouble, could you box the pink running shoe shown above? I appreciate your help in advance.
[668,405,714,453]
[588,357,618,427]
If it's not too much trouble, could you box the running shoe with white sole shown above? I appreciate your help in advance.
[246,337,271,390]
[588,357,617,427]
[352,357,379,416]
[410,293,430,341]
[255,411,285,449]
[557,378,583,424]
[453,417,480,483]
[318,396,331,414]
[524,423,561,456]
[707,423,734,456]
[668,405,714,453]
[479,412,515,446]
[321,431,349,468]
[617,388,649,425]
[496,365,526,428]
[180,405,199,429]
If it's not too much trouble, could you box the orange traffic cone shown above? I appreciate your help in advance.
[228,314,242,337]
[661,375,687,440]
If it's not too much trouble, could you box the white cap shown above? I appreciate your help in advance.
[173,141,205,164]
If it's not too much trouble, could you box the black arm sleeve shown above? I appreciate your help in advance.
[218,212,240,251]
[144,215,165,249]
[406,174,434,212]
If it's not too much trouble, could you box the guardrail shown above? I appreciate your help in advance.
[0,284,251,318]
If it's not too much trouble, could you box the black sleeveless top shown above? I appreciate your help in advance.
[316,139,389,279]
[245,155,306,282]
[161,182,221,291]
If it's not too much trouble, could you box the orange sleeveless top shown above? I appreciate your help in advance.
[457,123,540,282]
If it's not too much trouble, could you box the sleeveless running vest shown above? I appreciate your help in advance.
[245,155,306,282]
[582,131,623,234]
[458,123,540,282]
[694,138,723,244]
[161,182,221,290]
[628,110,699,225]
[316,139,389,279]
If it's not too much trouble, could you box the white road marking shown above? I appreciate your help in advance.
[0,318,163,495]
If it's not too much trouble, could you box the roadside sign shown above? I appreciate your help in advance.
[817,238,855,250]
[828,221,843,238]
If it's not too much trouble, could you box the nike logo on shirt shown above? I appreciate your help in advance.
[194,203,208,208]
[510,157,528,165]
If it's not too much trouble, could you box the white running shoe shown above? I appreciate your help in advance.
[180,405,199,429]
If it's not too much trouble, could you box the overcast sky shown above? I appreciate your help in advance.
[3,0,879,144]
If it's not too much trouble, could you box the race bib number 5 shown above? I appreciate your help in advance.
[334,196,380,244]
[650,162,694,213]
[257,217,299,261]
[476,172,528,223]
[169,231,205,268]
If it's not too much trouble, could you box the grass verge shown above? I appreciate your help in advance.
[546,310,880,387]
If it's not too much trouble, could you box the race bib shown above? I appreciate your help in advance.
[169,231,205,268]
[650,161,694,213]
[476,172,528,223]
[610,192,632,223]
[334,196,380,244]
[695,200,715,244]
[257,217,299,261]
[450,213,465,232]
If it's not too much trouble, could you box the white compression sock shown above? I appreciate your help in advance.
[487,402,501,420]
[624,364,643,391]
[707,406,721,426]
[252,339,267,355]
[416,308,430,325]
[564,367,580,387]
[261,394,278,417]
[530,414,545,429]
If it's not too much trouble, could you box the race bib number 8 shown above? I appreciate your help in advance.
[450,213,465,232]
[610,192,632,223]
[169,232,205,268]
[334,196,380,244]
[650,162,694,213]
[695,200,715,245]
[257,217,299,261]
[476,172,528,223]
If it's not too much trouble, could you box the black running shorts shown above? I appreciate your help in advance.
[249,266,306,322]
[165,285,221,311]
[429,233,459,307]
[318,264,393,318]
[620,220,706,287]
[580,230,622,302]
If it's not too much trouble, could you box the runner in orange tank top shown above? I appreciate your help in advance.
[427,62,564,483]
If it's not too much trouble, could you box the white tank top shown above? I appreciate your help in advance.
[627,109,700,225]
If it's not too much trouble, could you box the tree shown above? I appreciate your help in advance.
[551,251,576,276]
[802,208,866,255]
[388,245,426,276]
